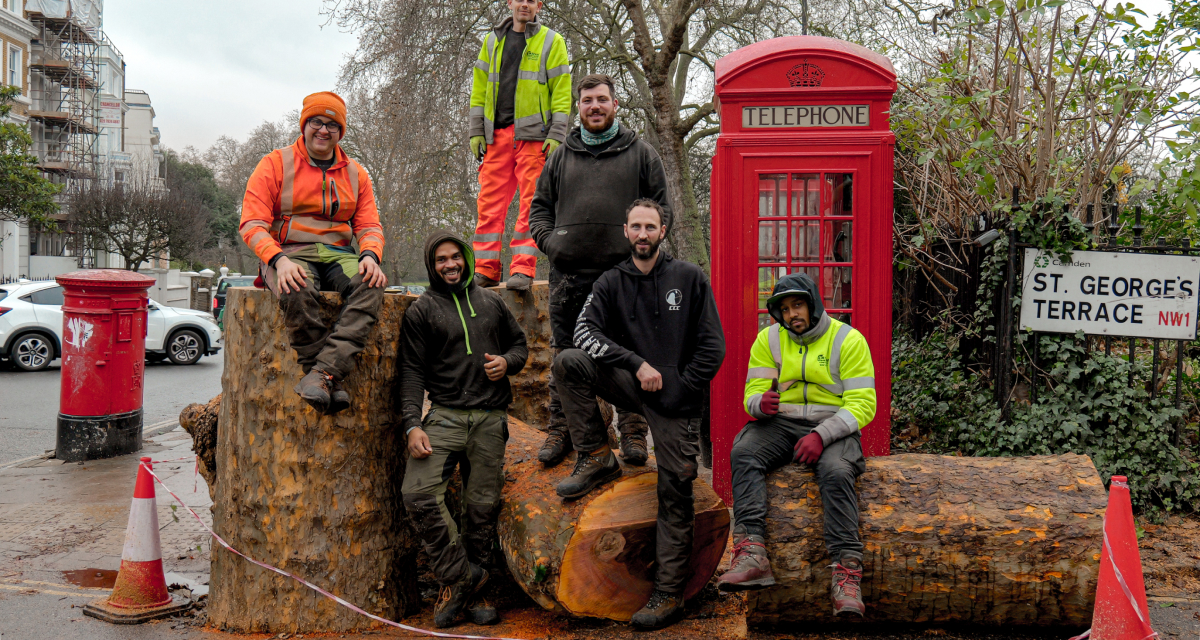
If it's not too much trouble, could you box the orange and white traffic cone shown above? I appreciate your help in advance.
[84,457,192,624]
[1072,475,1158,640]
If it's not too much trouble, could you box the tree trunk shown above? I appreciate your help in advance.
[747,453,1107,627]
[498,417,730,621]
[178,393,220,499]
[207,289,421,633]
[493,283,553,429]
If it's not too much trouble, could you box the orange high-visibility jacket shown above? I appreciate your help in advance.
[239,137,385,265]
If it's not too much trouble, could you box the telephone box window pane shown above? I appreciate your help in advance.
[791,221,819,261]
[823,267,853,310]
[833,312,852,324]
[824,220,853,262]
[759,266,785,310]
[825,173,853,216]
[759,174,786,217]
[759,221,786,262]
[790,174,819,217]
[793,265,820,283]
[758,313,774,329]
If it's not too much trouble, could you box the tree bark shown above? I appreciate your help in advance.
[498,417,730,621]
[179,393,220,499]
[747,453,1106,627]
[493,283,553,429]
[207,289,421,633]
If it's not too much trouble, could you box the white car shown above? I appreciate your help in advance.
[0,280,223,372]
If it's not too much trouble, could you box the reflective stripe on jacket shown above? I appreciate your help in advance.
[239,137,385,265]
[469,18,571,144]
[743,315,877,446]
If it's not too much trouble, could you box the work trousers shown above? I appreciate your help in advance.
[474,125,543,281]
[401,406,509,586]
[263,248,384,380]
[730,415,866,562]
[546,267,649,443]
[553,349,702,594]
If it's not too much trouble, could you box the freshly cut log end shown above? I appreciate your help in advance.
[499,418,730,621]
[747,453,1106,627]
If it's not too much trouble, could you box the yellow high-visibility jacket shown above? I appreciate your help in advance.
[743,314,876,445]
[469,18,571,145]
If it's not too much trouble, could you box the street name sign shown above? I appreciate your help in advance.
[1019,248,1199,340]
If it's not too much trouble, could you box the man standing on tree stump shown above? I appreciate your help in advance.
[399,231,529,629]
[529,73,672,469]
[468,0,570,290]
[552,199,725,630]
[716,273,876,618]
[240,91,387,415]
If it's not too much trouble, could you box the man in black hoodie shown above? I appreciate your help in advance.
[529,73,671,467]
[553,199,725,629]
[398,231,528,629]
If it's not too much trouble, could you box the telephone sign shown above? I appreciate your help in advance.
[709,36,897,501]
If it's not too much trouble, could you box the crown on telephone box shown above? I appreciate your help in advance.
[786,60,825,88]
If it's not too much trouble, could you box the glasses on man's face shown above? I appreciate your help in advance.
[307,118,341,134]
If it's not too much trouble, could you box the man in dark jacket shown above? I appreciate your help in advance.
[399,231,528,629]
[528,73,672,467]
[553,199,725,629]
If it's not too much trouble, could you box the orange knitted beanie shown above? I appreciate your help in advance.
[300,91,347,133]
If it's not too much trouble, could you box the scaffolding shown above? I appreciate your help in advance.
[27,7,100,183]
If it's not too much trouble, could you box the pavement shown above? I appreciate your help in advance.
[0,355,224,464]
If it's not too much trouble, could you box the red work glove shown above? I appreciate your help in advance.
[793,432,824,464]
[759,379,780,416]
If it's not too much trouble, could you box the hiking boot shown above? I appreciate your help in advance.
[474,273,500,288]
[327,379,351,415]
[630,589,685,630]
[506,272,533,291]
[294,368,334,413]
[467,599,499,625]
[831,556,865,617]
[717,533,776,591]
[619,432,648,466]
[434,563,488,628]
[538,429,571,466]
[555,449,621,499]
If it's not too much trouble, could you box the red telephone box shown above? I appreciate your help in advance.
[710,36,896,501]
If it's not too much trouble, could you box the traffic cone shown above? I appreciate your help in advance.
[1078,475,1157,640]
[83,457,192,624]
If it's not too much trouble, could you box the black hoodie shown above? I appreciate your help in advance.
[528,124,673,276]
[572,251,725,418]
[766,272,832,345]
[398,231,529,433]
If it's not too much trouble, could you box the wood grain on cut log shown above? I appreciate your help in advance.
[498,417,730,621]
[747,453,1106,627]
[208,288,420,633]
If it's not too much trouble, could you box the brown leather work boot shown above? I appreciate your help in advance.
[555,448,620,499]
[619,431,648,466]
[327,379,351,415]
[831,556,865,616]
[294,368,334,413]
[474,273,500,288]
[630,589,685,629]
[538,429,571,466]
[434,563,488,628]
[717,532,776,591]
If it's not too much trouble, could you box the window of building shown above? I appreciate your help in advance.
[7,0,19,14]
[8,47,21,89]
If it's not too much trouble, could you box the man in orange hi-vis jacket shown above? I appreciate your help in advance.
[240,91,387,416]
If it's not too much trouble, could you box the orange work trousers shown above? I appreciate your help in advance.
[474,125,545,281]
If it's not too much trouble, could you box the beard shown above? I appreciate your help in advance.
[438,265,462,285]
[581,109,616,133]
[630,235,662,260]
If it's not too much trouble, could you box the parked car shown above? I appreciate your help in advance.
[213,275,258,328]
[0,280,222,372]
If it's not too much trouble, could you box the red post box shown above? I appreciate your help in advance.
[710,36,897,501]
[55,269,156,462]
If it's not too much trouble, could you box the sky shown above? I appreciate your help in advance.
[102,0,359,153]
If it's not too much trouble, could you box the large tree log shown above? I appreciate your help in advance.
[747,453,1106,627]
[208,289,420,633]
[493,283,552,429]
[498,417,730,621]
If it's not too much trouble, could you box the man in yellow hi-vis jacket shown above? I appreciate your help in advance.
[468,0,571,290]
[716,273,876,618]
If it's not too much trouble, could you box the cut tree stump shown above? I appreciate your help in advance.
[207,288,420,633]
[747,453,1107,627]
[498,417,730,621]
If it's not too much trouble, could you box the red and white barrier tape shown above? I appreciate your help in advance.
[139,461,524,640]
